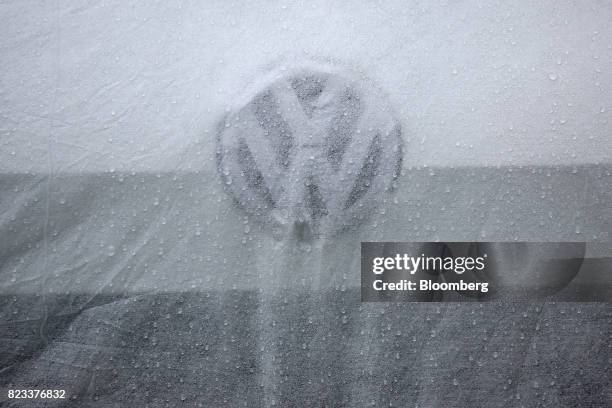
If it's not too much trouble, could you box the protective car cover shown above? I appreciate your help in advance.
[1,1,611,407]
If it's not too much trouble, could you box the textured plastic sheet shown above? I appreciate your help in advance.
[1,1,611,406]
[1,167,611,406]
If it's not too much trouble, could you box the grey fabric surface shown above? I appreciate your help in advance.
[2,1,612,405]
[1,166,611,407]
[2,294,610,407]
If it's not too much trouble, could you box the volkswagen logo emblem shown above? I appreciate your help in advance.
[216,59,403,239]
